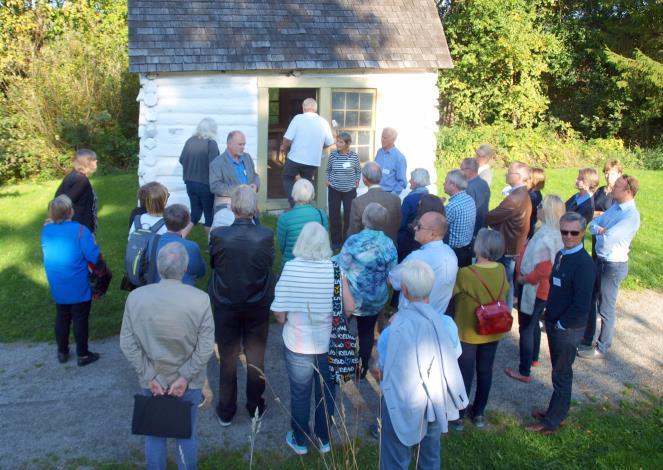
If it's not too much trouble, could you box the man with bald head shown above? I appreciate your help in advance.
[347,161,402,245]
[209,130,260,207]
[390,212,460,333]
[375,127,407,196]
[486,162,532,309]
[281,98,334,206]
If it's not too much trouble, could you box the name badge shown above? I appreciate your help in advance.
[383,169,391,175]
[342,161,351,169]
[553,277,562,287]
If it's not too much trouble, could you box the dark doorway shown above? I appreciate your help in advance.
[267,88,318,199]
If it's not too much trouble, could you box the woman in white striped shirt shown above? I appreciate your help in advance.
[326,132,361,250]
[271,222,354,455]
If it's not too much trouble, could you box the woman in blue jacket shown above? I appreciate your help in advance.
[42,195,101,366]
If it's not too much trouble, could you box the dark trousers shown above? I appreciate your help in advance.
[543,322,583,428]
[458,340,499,416]
[213,305,269,421]
[55,301,91,357]
[518,298,545,376]
[283,159,317,207]
[354,314,379,374]
[328,187,356,248]
[583,258,628,353]
[185,180,214,227]
[452,244,473,268]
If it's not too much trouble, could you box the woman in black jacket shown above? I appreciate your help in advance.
[55,149,98,234]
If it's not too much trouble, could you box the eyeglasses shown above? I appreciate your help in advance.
[560,230,581,236]
[414,224,433,232]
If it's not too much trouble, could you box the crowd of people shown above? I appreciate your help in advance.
[40,99,642,469]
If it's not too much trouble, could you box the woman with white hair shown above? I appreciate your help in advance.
[179,117,220,234]
[336,202,397,378]
[374,259,468,469]
[276,178,329,269]
[505,195,565,384]
[397,168,430,261]
[272,222,355,455]
[55,149,99,234]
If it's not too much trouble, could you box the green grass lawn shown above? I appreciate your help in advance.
[0,168,659,342]
[43,388,663,469]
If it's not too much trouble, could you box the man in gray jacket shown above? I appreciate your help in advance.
[120,242,215,469]
[209,130,260,207]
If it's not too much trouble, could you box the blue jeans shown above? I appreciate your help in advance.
[591,259,628,354]
[379,397,442,470]
[284,348,335,446]
[185,180,214,227]
[142,388,202,470]
[518,297,545,376]
[499,256,516,311]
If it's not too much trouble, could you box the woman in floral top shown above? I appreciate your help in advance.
[336,203,397,378]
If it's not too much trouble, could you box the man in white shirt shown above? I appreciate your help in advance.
[281,98,334,206]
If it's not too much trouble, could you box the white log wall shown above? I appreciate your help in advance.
[136,71,439,209]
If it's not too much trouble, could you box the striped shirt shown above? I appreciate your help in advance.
[326,151,361,192]
[271,258,334,354]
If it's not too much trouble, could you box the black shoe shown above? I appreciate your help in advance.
[57,352,69,364]
[77,352,100,367]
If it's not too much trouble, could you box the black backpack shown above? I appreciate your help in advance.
[124,216,164,287]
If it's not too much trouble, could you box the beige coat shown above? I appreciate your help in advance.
[120,279,215,389]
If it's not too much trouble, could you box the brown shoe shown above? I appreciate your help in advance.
[504,367,532,383]
[531,409,566,427]
[525,422,558,434]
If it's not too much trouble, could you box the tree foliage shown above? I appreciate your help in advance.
[0,0,138,183]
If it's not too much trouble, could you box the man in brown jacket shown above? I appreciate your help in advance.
[120,242,215,469]
[485,162,532,310]
[347,161,402,246]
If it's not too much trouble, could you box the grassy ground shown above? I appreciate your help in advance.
[36,388,663,469]
[0,168,659,342]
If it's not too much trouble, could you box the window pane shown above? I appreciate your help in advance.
[359,111,372,127]
[332,92,346,110]
[360,93,373,110]
[346,111,358,126]
[357,146,370,162]
[269,88,278,100]
[346,92,360,110]
[358,131,371,145]
[332,111,345,127]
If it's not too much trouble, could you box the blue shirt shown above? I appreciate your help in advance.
[444,191,476,248]
[227,154,248,185]
[375,146,407,195]
[335,229,398,316]
[42,221,100,304]
[589,199,640,262]
[390,240,458,315]
[154,233,206,286]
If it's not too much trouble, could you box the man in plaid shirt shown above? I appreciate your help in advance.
[444,169,476,267]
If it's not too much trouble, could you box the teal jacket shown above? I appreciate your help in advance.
[276,204,329,269]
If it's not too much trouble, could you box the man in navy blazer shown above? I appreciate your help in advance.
[209,131,260,206]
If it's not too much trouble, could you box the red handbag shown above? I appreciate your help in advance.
[466,266,512,335]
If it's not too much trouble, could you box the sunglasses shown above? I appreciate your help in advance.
[560,230,581,236]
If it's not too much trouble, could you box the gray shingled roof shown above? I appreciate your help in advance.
[128,0,452,73]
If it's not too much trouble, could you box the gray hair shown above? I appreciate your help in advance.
[302,98,317,112]
[410,168,430,187]
[399,259,435,301]
[362,161,382,185]
[475,144,495,163]
[195,117,218,140]
[292,222,332,260]
[383,127,398,140]
[362,202,388,230]
[231,185,257,217]
[226,130,244,143]
[473,228,505,261]
[163,204,191,232]
[446,169,468,190]
[48,194,73,223]
[461,157,479,173]
[560,211,587,231]
[291,178,315,204]
[157,242,189,280]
